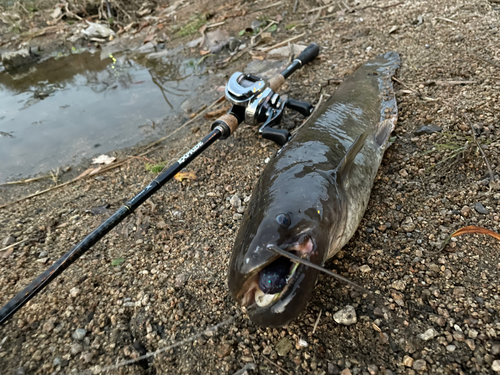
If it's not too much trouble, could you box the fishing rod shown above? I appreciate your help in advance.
[0,43,320,325]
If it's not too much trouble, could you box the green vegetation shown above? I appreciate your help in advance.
[111,258,124,266]
[146,162,167,174]
[176,14,206,37]
[285,22,297,30]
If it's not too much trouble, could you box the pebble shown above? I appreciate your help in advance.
[446,344,456,352]
[413,359,427,371]
[333,305,357,325]
[42,320,55,332]
[492,360,500,372]
[401,217,415,232]
[72,328,87,341]
[69,287,80,298]
[403,356,414,367]
[276,337,293,356]
[461,205,471,217]
[233,213,243,220]
[491,344,500,355]
[414,125,442,135]
[175,273,188,288]
[70,342,83,355]
[2,236,15,246]
[419,328,438,341]
[359,265,371,273]
[341,369,352,375]
[53,358,61,366]
[328,363,340,374]
[391,280,406,291]
[230,194,241,208]
[367,364,378,374]
[38,251,48,258]
[475,202,489,214]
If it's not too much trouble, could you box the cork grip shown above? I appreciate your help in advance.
[269,74,286,91]
[219,113,239,135]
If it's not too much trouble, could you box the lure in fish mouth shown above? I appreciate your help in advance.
[229,51,400,327]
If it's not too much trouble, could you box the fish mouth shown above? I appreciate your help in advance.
[237,235,315,309]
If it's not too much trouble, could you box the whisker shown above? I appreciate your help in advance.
[267,245,370,294]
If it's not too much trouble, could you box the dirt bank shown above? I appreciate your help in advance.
[1,0,500,374]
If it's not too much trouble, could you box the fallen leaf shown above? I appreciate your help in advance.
[200,50,211,55]
[77,168,95,179]
[111,258,124,266]
[1,248,14,258]
[92,154,116,165]
[442,225,500,249]
[451,226,500,241]
[204,105,231,119]
[143,33,155,43]
[174,171,197,181]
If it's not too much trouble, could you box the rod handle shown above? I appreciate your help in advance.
[211,113,240,139]
[296,43,320,66]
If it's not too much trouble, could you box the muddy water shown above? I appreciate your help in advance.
[0,51,211,183]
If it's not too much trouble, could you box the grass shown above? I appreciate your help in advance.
[145,162,167,174]
[176,14,206,37]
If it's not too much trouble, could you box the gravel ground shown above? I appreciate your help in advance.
[1,0,500,374]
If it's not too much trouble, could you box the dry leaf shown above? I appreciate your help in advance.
[174,171,197,181]
[143,33,155,43]
[1,248,14,258]
[200,50,211,55]
[451,226,500,241]
[92,154,116,165]
[204,105,231,119]
[76,168,95,179]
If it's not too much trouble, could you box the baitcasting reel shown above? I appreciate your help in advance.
[223,71,315,146]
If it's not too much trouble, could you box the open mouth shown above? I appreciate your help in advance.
[238,235,315,308]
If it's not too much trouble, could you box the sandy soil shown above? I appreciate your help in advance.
[1,0,500,374]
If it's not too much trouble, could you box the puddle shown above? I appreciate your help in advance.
[0,50,213,183]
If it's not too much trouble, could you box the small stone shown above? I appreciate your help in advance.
[72,328,87,341]
[175,273,188,288]
[69,287,80,298]
[341,369,352,375]
[276,337,293,356]
[466,339,475,351]
[403,355,414,367]
[53,358,61,366]
[81,351,94,363]
[391,280,406,291]
[399,169,408,177]
[419,328,438,341]
[70,342,83,355]
[491,344,500,355]
[401,217,415,232]
[262,345,272,355]
[359,265,371,273]
[413,359,427,371]
[414,125,442,135]
[39,251,48,258]
[492,360,500,372]
[461,206,471,217]
[475,202,489,214]
[453,331,465,341]
[468,329,478,339]
[2,236,15,247]
[333,305,357,325]
[216,343,232,358]
[230,194,241,208]
[367,364,378,374]
[453,286,465,297]
[233,213,243,220]
[446,344,456,352]
[43,320,55,332]
[328,362,340,374]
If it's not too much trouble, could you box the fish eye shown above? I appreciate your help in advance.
[276,213,291,228]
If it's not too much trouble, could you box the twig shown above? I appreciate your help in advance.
[0,175,51,186]
[79,312,242,375]
[463,114,495,181]
[258,32,306,52]
[293,0,299,13]
[312,309,322,334]
[262,354,292,375]
[391,77,439,101]
[0,239,27,253]
[474,56,500,70]
[435,16,457,23]
[356,1,403,10]
[206,21,226,29]
[251,21,277,45]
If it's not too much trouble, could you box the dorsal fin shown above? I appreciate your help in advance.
[336,130,369,180]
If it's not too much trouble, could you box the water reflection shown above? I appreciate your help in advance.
[0,51,208,182]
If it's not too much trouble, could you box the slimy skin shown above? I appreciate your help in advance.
[228,52,400,327]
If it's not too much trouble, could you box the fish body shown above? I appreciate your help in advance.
[228,52,400,327]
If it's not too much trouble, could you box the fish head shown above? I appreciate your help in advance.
[228,191,335,327]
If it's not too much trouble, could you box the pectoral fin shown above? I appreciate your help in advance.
[336,130,369,180]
